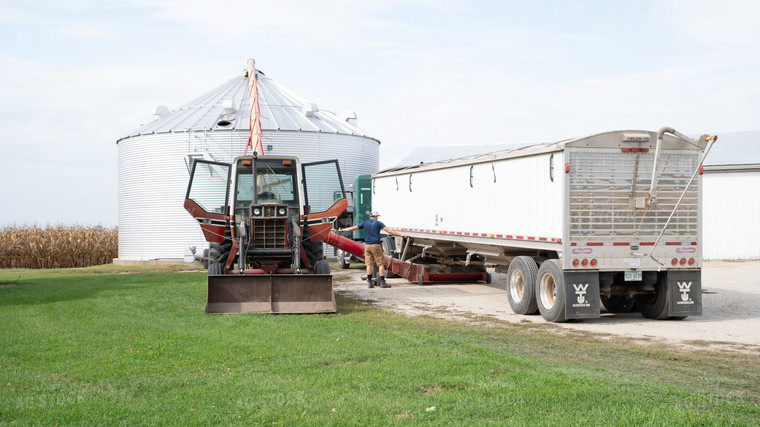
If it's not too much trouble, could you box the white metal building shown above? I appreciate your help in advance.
[116,60,380,262]
[397,130,760,260]
[702,130,760,260]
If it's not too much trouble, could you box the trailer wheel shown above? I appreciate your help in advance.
[381,237,398,278]
[636,273,675,320]
[506,256,539,315]
[536,259,567,322]
[601,296,636,313]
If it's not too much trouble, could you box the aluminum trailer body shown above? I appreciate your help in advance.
[372,128,716,322]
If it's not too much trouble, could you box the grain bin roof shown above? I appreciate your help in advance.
[120,68,375,141]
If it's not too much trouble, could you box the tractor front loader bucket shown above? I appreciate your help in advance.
[206,274,336,314]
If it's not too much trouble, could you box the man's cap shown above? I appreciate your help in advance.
[371,210,380,216]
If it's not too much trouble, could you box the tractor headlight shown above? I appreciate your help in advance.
[252,207,262,217]
[278,207,287,216]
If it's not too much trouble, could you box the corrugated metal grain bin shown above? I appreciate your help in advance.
[116,61,379,262]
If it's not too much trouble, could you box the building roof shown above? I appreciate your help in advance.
[702,130,760,167]
[119,66,375,141]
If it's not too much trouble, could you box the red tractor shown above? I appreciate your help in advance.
[184,154,362,313]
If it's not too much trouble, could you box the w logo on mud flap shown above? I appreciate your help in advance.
[573,284,589,305]
[677,282,692,302]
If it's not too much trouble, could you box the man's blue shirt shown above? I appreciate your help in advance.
[358,219,385,244]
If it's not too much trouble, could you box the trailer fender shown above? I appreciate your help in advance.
[563,271,601,320]
[667,270,702,317]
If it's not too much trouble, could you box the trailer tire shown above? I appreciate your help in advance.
[381,237,398,278]
[601,296,636,313]
[636,273,673,320]
[536,259,567,322]
[506,256,539,315]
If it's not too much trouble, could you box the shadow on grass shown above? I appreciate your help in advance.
[0,271,204,307]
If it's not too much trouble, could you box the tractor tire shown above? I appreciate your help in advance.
[301,225,324,269]
[314,259,330,275]
[506,256,539,315]
[208,260,224,275]
[209,242,223,262]
[536,259,567,322]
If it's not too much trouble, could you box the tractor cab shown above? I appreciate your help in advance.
[232,157,301,225]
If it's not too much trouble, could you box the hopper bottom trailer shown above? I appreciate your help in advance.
[370,127,716,322]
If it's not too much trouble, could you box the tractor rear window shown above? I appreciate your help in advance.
[234,159,299,219]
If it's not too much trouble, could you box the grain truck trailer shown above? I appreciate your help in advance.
[372,127,716,322]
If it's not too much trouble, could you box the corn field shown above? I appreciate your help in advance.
[0,225,118,269]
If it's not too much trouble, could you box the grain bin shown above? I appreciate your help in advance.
[116,60,379,262]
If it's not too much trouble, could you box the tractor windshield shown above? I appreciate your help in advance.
[234,158,299,220]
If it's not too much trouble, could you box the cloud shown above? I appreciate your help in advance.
[656,0,760,46]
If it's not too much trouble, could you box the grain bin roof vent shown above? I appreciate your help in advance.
[222,99,235,114]
[154,105,171,119]
[340,110,357,125]
[216,99,237,127]
[302,103,318,117]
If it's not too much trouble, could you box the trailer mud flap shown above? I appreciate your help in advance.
[206,274,336,314]
[667,270,702,316]
[564,271,600,319]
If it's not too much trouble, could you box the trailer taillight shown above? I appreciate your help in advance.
[671,258,678,266]
[572,259,579,267]
[688,258,695,266]
[565,163,569,173]
[590,259,597,267]
[680,258,687,266]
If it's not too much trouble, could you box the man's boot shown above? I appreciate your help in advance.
[367,277,374,288]
[380,276,390,288]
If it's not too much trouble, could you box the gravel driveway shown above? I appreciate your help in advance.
[333,260,760,353]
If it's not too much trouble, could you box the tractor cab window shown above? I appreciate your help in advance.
[234,158,299,221]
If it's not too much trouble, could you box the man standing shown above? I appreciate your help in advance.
[339,211,406,288]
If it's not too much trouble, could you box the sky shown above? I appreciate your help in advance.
[1,0,758,226]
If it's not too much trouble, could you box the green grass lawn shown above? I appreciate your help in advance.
[1,266,758,425]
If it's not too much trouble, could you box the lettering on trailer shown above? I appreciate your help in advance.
[676,247,697,254]
[677,281,694,305]
[571,248,592,255]
[572,283,590,307]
